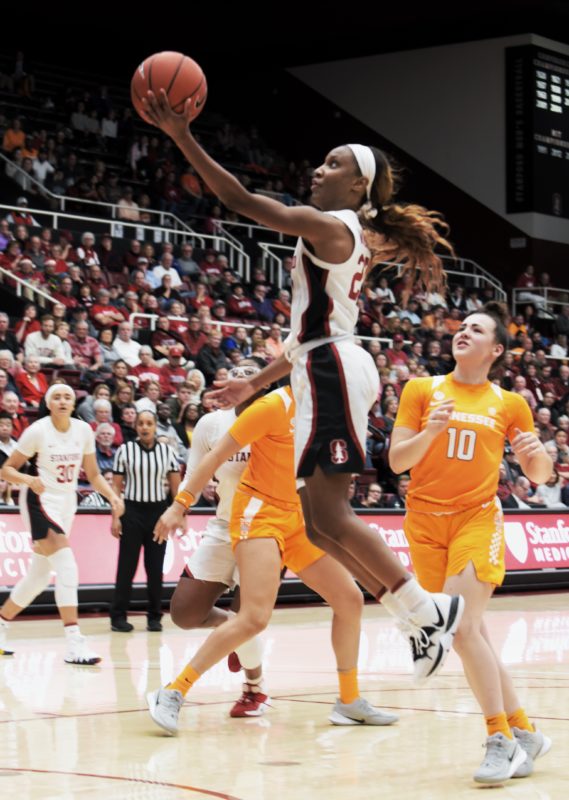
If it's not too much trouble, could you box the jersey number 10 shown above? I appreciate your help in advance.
[446,427,477,461]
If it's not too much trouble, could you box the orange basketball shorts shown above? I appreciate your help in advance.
[230,490,325,575]
[404,498,505,591]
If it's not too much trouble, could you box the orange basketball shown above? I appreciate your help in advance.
[131,51,207,124]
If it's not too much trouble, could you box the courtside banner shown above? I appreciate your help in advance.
[1,509,569,590]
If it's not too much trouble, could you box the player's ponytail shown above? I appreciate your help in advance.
[358,147,454,294]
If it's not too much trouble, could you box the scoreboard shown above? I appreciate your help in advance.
[506,44,569,218]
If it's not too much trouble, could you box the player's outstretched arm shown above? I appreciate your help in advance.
[142,89,341,243]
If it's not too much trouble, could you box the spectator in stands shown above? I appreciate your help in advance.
[1,391,27,440]
[249,283,273,322]
[24,235,46,270]
[156,402,184,458]
[386,474,410,509]
[77,382,111,423]
[189,280,214,314]
[175,402,201,451]
[117,187,140,221]
[195,332,230,385]
[154,274,184,310]
[465,290,483,313]
[68,319,104,374]
[90,399,123,446]
[97,233,123,273]
[111,321,141,368]
[553,364,569,400]
[502,476,542,509]
[448,285,467,313]
[159,345,188,396]
[130,346,161,389]
[550,334,568,359]
[53,275,79,310]
[0,219,13,251]
[111,381,136,422]
[91,288,124,330]
[54,321,74,366]
[264,323,285,360]
[123,240,142,272]
[227,283,256,320]
[95,423,117,472]
[533,468,567,508]
[135,380,162,414]
[76,232,100,268]
[119,404,137,444]
[361,483,387,509]
[15,356,47,407]
[32,150,54,186]
[163,381,192,422]
[272,288,291,323]
[0,367,19,401]
[0,313,19,358]
[177,242,200,280]
[2,118,25,153]
[153,252,182,288]
[384,333,409,366]
[186,369,206,404]
[13,302,40,346]
[24,314,65,366]
[0,412,17,469]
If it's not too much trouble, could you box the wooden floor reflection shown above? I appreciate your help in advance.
[1,592,568,799]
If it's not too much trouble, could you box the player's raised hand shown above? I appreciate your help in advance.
[142,89,192,140]
[210,377,256,410]
[425,399,455,436]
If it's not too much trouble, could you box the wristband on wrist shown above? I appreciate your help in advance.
[174,489,195,510]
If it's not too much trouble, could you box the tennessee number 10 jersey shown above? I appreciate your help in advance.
[394,374,534,512]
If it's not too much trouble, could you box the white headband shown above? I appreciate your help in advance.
[347,144,376,200]
[46,383,76,407]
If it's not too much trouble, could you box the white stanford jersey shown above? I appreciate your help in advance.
[182,409,250,532]
[285,209,370,362]
[17,416,96,495]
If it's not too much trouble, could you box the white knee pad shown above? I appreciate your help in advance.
[11,553,52,609]
[48,548,79,608]
[235,634,264,670]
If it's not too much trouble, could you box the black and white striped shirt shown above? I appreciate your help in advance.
[113,439,179,503]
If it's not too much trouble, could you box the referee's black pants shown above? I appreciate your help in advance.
[111,500,168,624]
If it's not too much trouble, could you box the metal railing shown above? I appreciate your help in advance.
[0,203,251,277]
[0,265,56,308]
[1,151,194,234]
[257,241,506,300]
[512,287,569,316]
[217,219,290,244]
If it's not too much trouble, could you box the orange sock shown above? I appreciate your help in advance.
[507,707,534,732]
[167,664,201,697]
[485,711,512,739]
[338,668,359,705]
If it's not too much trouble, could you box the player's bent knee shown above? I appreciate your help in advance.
[452,617,480,653]
[238,610,271,637]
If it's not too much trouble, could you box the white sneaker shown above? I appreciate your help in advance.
[0,619,14,656]
[329,697,399,726]
[401,593,465,684]
[474,732,527,784]
[147,687,184,735]
[512,726,552,778]
[64,633,101,665]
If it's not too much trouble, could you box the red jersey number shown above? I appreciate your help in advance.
[348,254,369,300]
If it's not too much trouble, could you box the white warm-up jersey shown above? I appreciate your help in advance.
[17,417,96,494]
[182,409,250,536]
[285,209,370,361]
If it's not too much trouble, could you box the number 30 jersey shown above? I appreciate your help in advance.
[394,374,535,512]
[284,209,370,362]
[16,416,96,495]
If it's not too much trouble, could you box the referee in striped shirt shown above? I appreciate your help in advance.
[110,410,180,632]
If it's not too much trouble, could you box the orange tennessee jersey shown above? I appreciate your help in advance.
[229,385,299,510]
[394,374,534,512]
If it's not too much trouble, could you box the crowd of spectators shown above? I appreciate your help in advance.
[1,56,568,510]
